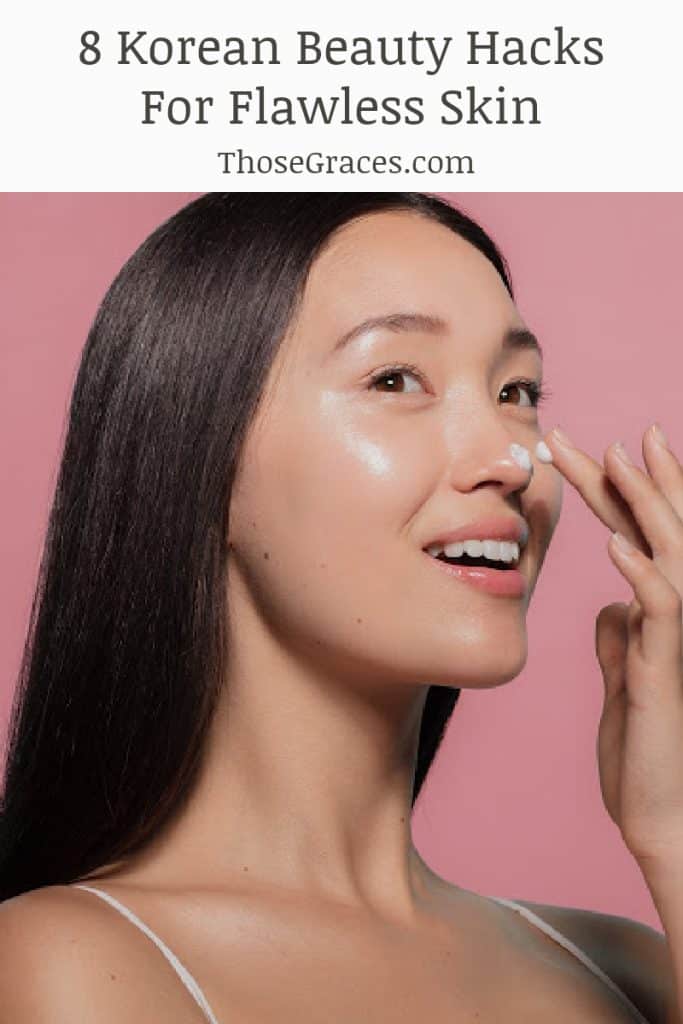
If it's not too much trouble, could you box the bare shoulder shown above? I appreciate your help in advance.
[0,885,206,1023]
[513,897,673,1024]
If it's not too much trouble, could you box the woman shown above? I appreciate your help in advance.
[0,193,676,1021]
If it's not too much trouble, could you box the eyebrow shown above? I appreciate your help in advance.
[330,312,543,360]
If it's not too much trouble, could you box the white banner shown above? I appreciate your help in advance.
[2,0,680,189]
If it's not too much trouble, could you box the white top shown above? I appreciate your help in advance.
[73,884,220,1023]
[72,884,650,1023]
[490,895,650,1023]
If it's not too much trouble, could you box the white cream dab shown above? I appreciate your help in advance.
[509,441,554,468]
[535,441,553,463]
[509,442,532,471]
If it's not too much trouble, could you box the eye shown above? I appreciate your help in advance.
[368,363,427,394]
[500,378,551,409]
[368,365,551,409]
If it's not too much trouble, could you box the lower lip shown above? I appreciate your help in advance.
[423,552,527,596]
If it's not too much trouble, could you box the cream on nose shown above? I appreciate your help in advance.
[509,441,554,468]
[509,442,532,471]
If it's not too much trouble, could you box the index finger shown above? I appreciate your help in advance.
[543,430,652,556]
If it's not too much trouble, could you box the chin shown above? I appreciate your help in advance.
[418,648,528,690]
[462,663,527,691]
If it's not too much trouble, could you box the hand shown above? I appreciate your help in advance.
[545,424,683,870]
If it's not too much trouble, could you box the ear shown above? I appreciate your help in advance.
[595,602,629,702]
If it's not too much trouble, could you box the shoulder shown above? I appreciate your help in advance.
[0,885,204,1022]
[513,898,673,1024]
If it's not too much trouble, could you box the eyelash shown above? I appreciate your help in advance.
[367,362,552,409]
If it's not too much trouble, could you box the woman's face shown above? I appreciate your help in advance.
[227,209,563,691]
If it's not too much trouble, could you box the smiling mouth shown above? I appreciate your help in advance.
[423,545,524,572]
[421,547,528,597]
[431,552,517,571]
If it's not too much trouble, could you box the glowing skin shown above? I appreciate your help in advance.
[97,210,563,940]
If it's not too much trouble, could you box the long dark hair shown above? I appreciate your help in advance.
[0,193,513,902]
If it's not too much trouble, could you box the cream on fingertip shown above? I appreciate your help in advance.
[536,441,553,463]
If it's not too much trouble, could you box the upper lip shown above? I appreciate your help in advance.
[422,516,530,552]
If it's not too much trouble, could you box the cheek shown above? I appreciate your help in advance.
[274,398,432,565]
[527,462,563,583]
[229,395,433,638]
[545,463,564,526]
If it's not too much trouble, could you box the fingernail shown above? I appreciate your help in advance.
[551,427,573,448]
[651,422,669,449]
[611,530,634,555]
[613,441,632,465]
[535,441,553,464]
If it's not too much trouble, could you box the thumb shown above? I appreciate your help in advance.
[595,602,629,702]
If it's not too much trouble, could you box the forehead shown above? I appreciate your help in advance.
[293,209,521,348]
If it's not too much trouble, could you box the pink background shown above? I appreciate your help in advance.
[2,193,682,929]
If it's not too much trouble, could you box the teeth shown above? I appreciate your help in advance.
[425,539,520,564]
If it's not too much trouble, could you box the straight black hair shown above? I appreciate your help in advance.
[0,193,513,902]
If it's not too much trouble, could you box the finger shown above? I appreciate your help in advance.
[603,440,683,560]
[607,531,683,678]
[545,430,650,554]
[595,602,629,703]
[642,424,683,524]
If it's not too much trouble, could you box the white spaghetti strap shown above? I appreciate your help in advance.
[73,884,220,1024]
[490,896,650,1024]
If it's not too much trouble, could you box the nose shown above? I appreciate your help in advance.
[448,437,540,498]
[493,441,535,495]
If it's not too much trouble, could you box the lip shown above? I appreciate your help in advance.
[422,515,530,553]
[423,547,528,597]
